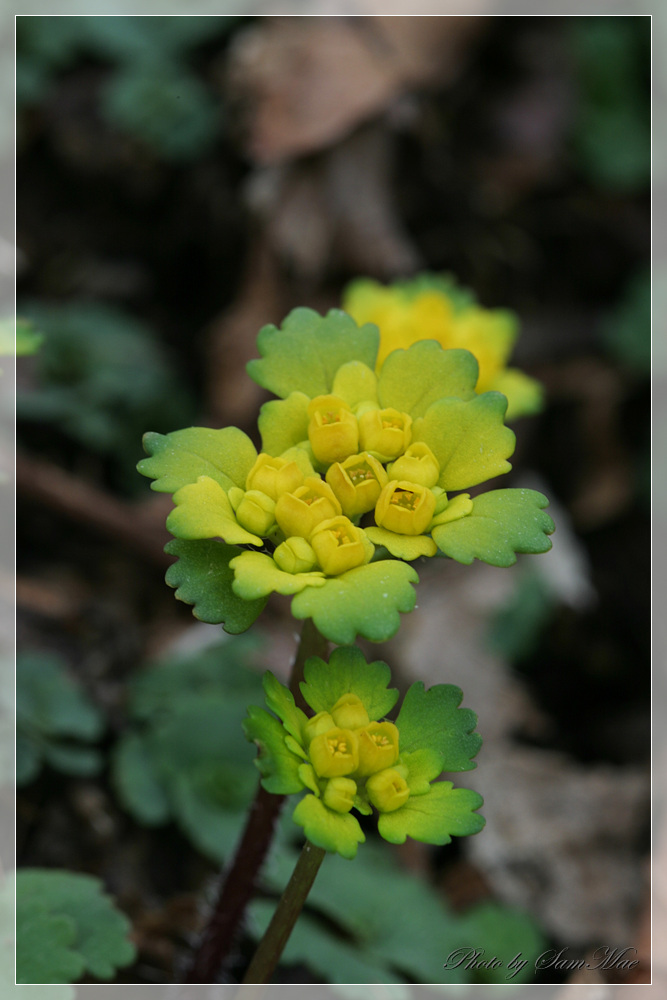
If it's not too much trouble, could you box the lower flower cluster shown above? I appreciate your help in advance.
[243,646,485,859]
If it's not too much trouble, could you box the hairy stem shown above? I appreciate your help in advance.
[183,618,328,983]
[242,840,326,984]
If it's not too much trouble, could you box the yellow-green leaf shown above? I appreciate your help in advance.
[167,476,262,545]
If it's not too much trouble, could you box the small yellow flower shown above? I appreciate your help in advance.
[303,711,336,745]
[273,536,318,574]
[355,721,400,777]
[246,453,304,501]
[325,452,388,517]
[307,395,359,464]
[365,767,410,813]
[323,776,357,814]
[310,515,373,576]
[375,481,437,536]
[358,408,412,460]
[330,693,370,730]
[310,727,359,777]
[234,490,276,536]
[388,443,440,489]
[275,477,341,539]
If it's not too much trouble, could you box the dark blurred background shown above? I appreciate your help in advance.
[15,14,650,988]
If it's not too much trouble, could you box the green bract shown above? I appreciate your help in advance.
[243,648,483,859]
[138,306,554,643]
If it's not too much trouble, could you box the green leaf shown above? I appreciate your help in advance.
[258,392,310,455]
[111,733,171,826]
[400,748,444,794]
[17,654,104,742]
[138,426,257,495]
[243,706,304,794]
[262,672,308,743]
[331,360,379,407]
[167,476,262,545]
[292,795,365,858]
[15,902,83,984]
[15,870,136,981]
[249,900,407,987]
[300,646,398,721]
[41,743,103,777]
[432,488,554,567]
[378,342,478,417]
[0,317,44,356]
[396,681,481,772]
[364,526,437,560]
[291,560,419,644]
[413,393,516,490]
[378,782,484,846]
[230,550,326,599]
[169,770,248,863]
[247,307,379,399]
[165,538,267,633]
[460,901,548,984]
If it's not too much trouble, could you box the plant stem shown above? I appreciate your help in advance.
[183,618,328,983]
[242,840,326,984]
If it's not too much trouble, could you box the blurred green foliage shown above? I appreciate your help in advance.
[569,17,650,191]
[13,869,135,984]
[16,652,105,785]
[16,301,195,493]
[111,637,263,859]
[16,15,242,161]
[487,568,557,664]
[601,266,651,374]
[0,318,44,357]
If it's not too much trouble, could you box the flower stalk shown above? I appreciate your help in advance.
[242,840,326,985]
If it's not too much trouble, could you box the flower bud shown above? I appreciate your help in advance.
[302,711,336,745]
[307,395,359,465]
[310,516,373,576]
[375,480,437,536]
[331,693,370,730]
[326,452,388,517]
[358,408,412,459]
[309,727,359,778]
[388,443,440,489]
[274,536,318,575]
[234,490,276,536]
[275,477,341,539]
[355,721,400,777]
[246,453,304,501]
[323,776,357,814]
[366,767,410,813]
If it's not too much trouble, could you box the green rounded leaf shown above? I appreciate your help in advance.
[364,526,437,560]
[258,392,310,455]
[432,488,555,567]
[291,560,419,644]
[396,682,481,772]
[165,538,267,633]
[490,368,544,421]
[378,783,484,846]
[413,393,516,490]
[331,360,379,407]
[262,672,308,744]
[230,550,326,599]
[16,903,83,984]
[292,794,365,859]
[247,308,379,399]
[167,476,262,545]
[243,706,304,794]
[378,342,478,417]
[300,646,398,720]
[138,426,257,495]
[15,870,135,982]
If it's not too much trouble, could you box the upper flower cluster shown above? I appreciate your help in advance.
[244,647,484,859]
[343,274,544,420]
[138,305,554,644]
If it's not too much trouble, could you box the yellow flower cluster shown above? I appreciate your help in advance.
[303,693,409,815]
[228,392,450,579]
